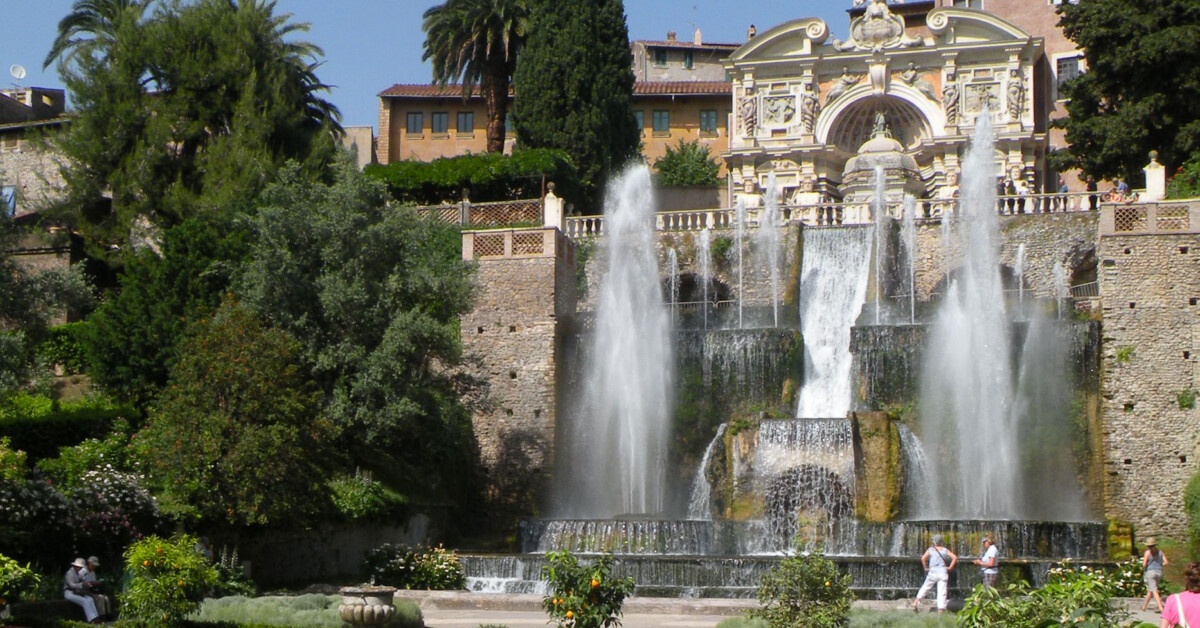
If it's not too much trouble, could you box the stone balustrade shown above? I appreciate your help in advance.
[461,227,574,262]
[1100,199,1200,236]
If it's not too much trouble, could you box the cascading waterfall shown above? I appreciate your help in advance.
[1053,260,1067,320]
[758,174,782,328]
[736,199,746,329]
[901,195,917,324]
[917,111,1022,519]
[687,423,727,520]
[795,227,874,418]
[873,165,887,325]
[555,164,673,518]
[698,228,712,329]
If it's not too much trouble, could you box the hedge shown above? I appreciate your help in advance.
[364,149,580,206]
[0,396,138,462]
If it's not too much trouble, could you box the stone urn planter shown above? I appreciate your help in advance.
[338,586,397,626]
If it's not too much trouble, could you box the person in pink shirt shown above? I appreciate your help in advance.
[1162,561,1200,627]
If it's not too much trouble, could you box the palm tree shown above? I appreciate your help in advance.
[42,0,149,70]
[422,0,529,154]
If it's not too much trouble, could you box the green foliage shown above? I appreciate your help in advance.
[957,566,1128,628]
[83,217,248,408]
[1047,557,1148,597]
[35,323,90,376]
[422,0,529,154]
[212,546,257,599]
[238,163,482,512]
[513,0,640,209]
[329,468,390,520]
[1178,389,1197,410]
[35,418,134,487]
[716,618,771,628]
[364,149,578,205]
[363,544,467,590]
[711,236,734,269]
[1166,154,1200,200]
[0,395,134,463]
[574,238,597,297]
[653,139,722,187]
[121,534,219,626]
[194,593,423,628]
[541,550,634,628]
[49,0,340,261]
[0,552,41,604]
[848,610,956,627]
[1052,0,1200,182]
[750,552,853,628]
[0,437,27,482]
[135,298,333,527]
[1186,469,1200,558]
[1114,345,1134,364]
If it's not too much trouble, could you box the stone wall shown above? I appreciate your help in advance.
[0,139,66,216]
[460,229,575,525]
[1098,231,1200,538]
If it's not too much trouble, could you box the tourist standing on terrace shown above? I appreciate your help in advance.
[1161,561,1200,627]
[914,534,957,614]
[1144,537,1169,612]
[974,536,999,589]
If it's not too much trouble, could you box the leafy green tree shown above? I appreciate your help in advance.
[541,551,634,628]
[1052,0,1200,183]
[84,217,246,408]
[50,0,340,261]
[653,139,721,187]
[237,162,482,506]
[42,0,149,70]
[135,298,333,527]
[512,0,640,208]
[422,0,529,154]
[750,552,853,628]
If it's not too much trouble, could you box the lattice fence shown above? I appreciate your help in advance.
[1156,205,1190,231]
[473,233,507,259]
[469,200,542,227]
[512,231,545,256]
[1113,206,1147,233]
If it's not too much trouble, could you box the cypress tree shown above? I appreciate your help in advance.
[513,0,640,210]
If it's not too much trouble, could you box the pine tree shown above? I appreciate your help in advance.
[512,0,640,209]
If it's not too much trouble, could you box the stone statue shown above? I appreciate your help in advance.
[800,84,820,133]
[740,92,757,136]
[901,62,939,101]
[1007,69,1025,121]
[826,67,860,104]
[943,73,959,125]
[872,110,888,136]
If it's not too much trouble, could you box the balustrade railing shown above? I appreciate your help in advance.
[1101,199,1200,235]
[415,198,543,228]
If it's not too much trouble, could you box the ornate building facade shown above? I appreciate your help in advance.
[726,1,1057,216]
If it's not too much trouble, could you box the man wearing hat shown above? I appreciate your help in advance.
[973,537,999,589]
[64,557,101,624]
[81,556,112,620]
[1143,536,1168,612]
[914,534,958,613]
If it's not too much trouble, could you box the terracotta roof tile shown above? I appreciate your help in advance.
[634,81,732,95]
[379,84,488,98]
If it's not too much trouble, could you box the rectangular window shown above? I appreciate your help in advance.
[952,0,982,7]
[684,51,694,70]
[505,112,513,135]
[654,50,668,67]
[700,110,718,134]
[406,112,423,134]
[457,111,474,134]
[633,110,644,133]
[652,110,670,134]
[0,185,15,217]
[432,112,449,134]
[1056,56,1082,87]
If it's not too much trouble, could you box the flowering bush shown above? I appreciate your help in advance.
[329,468,388,519]
[0,437,26,482]
[958,564,1128,628]
[0,475,75,563]
[542,551,634,628]
[212,546,257,598]
[36,420,133,487]
[0,552,40,604]
[750,552,854,628]
[1047,557,1149,597]
[121,534,219,626]
[364,543,466,590]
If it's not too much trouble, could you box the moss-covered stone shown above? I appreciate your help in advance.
[852,411,902,522]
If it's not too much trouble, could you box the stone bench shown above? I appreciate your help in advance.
[8,599,90,623]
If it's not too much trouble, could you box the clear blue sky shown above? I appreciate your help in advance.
[1,1,850,130]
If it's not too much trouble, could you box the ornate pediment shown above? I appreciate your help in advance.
[833,0,924,53]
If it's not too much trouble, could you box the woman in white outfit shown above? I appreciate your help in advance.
[914,534,958,613]
[64,557,101,624]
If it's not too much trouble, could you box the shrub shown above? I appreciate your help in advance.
[958,565,1128,628]
[120,534,219,626]
[0,395,135,463]
[193,593,424,628]
[364,149,579,206]
[0,552,40,604]
[750,552,853,628]
[542,550,634,628]
[0,437,26,482]
[35,419,135,487]
[1179,389,1197,410]
[1187,469,1200,558]
[329,468,388,520]
[212,546,257,598]
[36,323,89,376]
[653,139,722,187]
[0,475,76,564]
[364,544,466,590]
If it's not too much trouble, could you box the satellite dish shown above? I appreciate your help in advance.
[9,64,26,80]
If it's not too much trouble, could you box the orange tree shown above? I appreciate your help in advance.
[541,550,633,628]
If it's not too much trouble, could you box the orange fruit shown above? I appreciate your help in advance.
[565,610,574,619]
[590,578,600,588]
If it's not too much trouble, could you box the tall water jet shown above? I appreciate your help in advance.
[795,227,873,418]
[1015,243,1026,319]
[736,199,746,329]
[1053,260,1067,320]
[873,165,887,325]
[917,111,1023,518]
[668,248,679,324]
[556,164,673,518]
[901,194,917,324]
[758,174,782,328]
[698,228,712,330]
